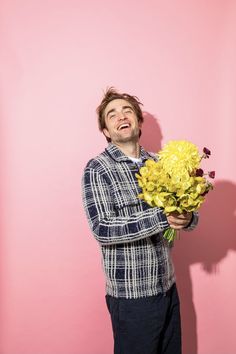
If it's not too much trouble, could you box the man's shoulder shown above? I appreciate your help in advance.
[84,148,113,171]
[140,147,158,162]
[147,151,159,161]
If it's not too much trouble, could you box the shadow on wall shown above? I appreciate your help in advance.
[140,113,236,354]
[173,180,236,354]
[140,112,163,153]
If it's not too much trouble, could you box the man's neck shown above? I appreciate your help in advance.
[112,141,141,158]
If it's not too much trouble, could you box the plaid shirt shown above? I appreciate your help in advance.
[82,143,198,299]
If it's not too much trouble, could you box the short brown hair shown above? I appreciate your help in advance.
[96,87,144,141]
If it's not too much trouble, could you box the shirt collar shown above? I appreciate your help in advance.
[105,143,157,163]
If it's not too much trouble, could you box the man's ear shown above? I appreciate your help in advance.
[103,128,111,139]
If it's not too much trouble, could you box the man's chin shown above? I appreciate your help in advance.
[116,136,139,144]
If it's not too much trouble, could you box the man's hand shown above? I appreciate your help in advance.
[167,212,192,230]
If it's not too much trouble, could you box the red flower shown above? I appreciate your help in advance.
[196,168,204,177]
[208,171,215,179]
[203,147,211,157]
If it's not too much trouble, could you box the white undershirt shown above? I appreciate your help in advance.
[128,156,142,163]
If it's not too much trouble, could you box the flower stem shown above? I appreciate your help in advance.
[163,228,177,243]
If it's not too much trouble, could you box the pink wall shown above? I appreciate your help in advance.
[1,0,236,353]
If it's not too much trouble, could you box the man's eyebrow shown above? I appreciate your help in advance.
[122,105,134,110]
[106,105,134,118]
[106,108,116,117]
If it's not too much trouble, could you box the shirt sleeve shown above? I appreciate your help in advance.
[183,211,199,231]
[82,167,170,245]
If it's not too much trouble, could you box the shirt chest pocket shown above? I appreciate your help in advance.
[111,183,140,211]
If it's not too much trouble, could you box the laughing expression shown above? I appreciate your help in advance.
[103,99,142,144]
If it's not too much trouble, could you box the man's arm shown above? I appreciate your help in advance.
[82,167,170,245]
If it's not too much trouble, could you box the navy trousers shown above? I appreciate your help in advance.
[106,284,181,354]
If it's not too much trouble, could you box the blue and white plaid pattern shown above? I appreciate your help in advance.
[82,143,198,298]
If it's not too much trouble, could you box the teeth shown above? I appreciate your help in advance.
[119,124,129,130]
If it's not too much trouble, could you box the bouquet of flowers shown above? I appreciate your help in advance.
[136,140,215,242]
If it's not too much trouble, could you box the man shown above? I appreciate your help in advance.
[82,88,198,354]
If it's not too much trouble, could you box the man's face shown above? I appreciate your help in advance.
[103,99,142,144]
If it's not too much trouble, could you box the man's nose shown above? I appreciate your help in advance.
[118,112,126,120]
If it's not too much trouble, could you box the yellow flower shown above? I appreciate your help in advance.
[158,140,201,174]
[136,140,214,243]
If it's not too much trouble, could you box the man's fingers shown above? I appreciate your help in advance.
[167,212,192,229]
[169,212,191,219]
[167,216,189,225]
[168,224,183,230]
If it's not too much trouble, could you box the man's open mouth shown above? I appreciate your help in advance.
[118,123,130,130]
